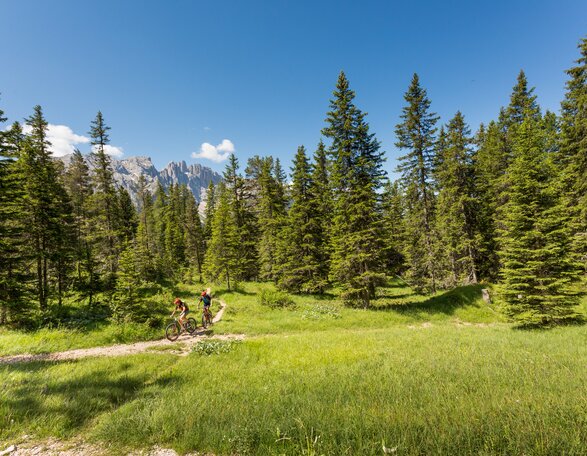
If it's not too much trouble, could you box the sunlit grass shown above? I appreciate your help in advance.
[1,279,585,454]
[0,282,209,356]
[214,280,505,336]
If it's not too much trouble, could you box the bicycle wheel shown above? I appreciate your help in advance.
[186,317,198,334]
[201,313,208,329]
[165,322,180,341]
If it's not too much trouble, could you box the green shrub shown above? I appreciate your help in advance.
[259,289,296,309]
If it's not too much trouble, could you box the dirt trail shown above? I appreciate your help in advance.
[2,437,208,456]
[0,300,243,365]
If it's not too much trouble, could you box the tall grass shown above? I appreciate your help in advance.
[89,326,587,455]
[1,280,585,454]
[0,282,207,356]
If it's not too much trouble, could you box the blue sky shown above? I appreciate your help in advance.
[1,0,586,178]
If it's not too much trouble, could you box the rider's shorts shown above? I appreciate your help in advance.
[180,310,189,318]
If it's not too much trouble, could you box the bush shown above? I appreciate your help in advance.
[258,289,296,309]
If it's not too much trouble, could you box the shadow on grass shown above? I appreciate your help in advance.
[371,284,483,316]
[2,359,176,435]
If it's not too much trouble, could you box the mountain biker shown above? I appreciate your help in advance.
[171,298,189,329]
[199,290,212,322]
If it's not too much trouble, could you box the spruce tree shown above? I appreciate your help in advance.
[0,110,29,323]
[88,111,118,285]
[308,140,332,287]
[560,37,587,271]
[205,182,240,290]
[152,181,169,278]
[223,154,259,280]
[473,73,542,282]
[257,157,287,282]
[113,241,143,322]
[381,179,406,275]
[501,70,541,132]
[322,71,386,306]
[498,116,582,326]
[183,186,205,282]
[203,180,216,243]
[19,106,73,311]
[64,149,92,285]
[435,112,479,287]
[473,122,502,280]
[278,146,326,293]
[135,175,157,281]
[114,186,138,244]
[164,184,186,278]
[394,74,439,293]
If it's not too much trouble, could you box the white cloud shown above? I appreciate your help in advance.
[19,123,124,158]
[22,123,90,157]
[191,139,235,163]
[92,144,124,157]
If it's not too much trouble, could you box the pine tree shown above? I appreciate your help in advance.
[205,182,240,290]
[560,37,587,271]
[394,74,439,293]
[278,146,326,293]
[498,116,582,326]
[322,71,387,306]
[435,112,479,287]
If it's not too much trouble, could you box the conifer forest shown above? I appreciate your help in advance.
[1,37,586,330]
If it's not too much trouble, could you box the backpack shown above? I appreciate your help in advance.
[203,294,211,306]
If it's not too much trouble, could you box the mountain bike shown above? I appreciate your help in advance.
[165,315,197,341]
[201,306,213,328]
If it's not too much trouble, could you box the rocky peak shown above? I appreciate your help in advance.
[56,153,222,209]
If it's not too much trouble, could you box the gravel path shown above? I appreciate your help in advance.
[0,300,243,365]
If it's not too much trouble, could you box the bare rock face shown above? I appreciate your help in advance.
[57,154,222,208]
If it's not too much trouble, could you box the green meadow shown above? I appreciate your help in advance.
[1,282,586,455]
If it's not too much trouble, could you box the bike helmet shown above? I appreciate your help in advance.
[174,298,182,305]
[201,291,207,296]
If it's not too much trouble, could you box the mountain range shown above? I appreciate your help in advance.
[58,154,223,211]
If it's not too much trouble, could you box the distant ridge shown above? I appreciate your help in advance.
[57,154,222,210]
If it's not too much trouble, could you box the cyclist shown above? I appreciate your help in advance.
[171,297,189,330]
[199,290,212,323]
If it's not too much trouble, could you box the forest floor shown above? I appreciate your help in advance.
[1,281,586,455]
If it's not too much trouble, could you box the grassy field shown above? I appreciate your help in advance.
[0,282,220,356]
[1,281,586,455]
